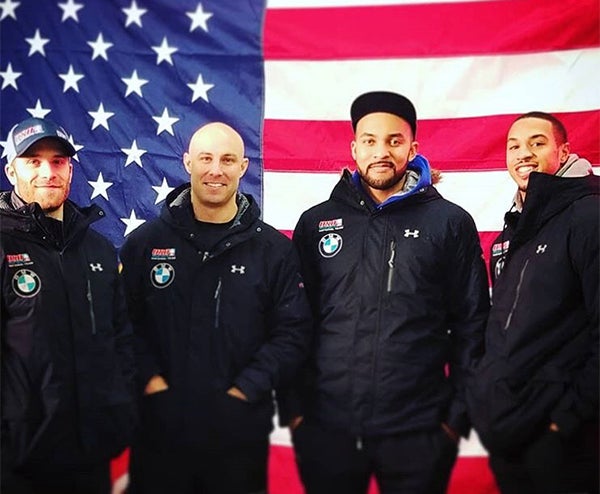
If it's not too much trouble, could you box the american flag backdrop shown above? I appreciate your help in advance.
[1,0,265,244]
[1,0,599,492]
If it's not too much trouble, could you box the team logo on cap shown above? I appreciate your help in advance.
[56,128,69,140]
[12,269,41,298]
[150,263,175,288]
[319,233,343,258]
[13,124,44,146]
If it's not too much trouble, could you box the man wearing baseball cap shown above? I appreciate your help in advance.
[1,117,135,493]
[281,91,490,493]
[3,117,77,220]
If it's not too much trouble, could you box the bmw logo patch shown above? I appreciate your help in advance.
[151,263,175,288]
[319,233,343,258]
[12,269,41,298]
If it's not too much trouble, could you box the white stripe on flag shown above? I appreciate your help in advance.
[265,48,600,120]
[263,170,516,232]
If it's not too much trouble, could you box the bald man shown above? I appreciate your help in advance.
[120,122,312,494]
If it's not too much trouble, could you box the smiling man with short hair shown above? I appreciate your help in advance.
[468,111,599,494]
[0,117,135,494]
[120,121,312,494]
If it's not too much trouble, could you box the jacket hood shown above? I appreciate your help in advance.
[512,153,594,211]
[508,169,599,248]
[338,154,436,211]
[556,153,593,177]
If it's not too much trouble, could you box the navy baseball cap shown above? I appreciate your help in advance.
[351,91,417,137]
[4,117,76,163]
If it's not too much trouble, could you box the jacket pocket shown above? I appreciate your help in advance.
[80,401,136,459]
[138,389,173,442]
[1,418,37,469]
[467,358,565,456]
[211,392,274,444]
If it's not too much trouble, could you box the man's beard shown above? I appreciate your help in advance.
[360,167,404,191]
[36,186,70,214]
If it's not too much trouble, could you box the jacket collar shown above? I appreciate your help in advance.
[161,183,260,231]
[0,190,104,243]
[507,170,599,249]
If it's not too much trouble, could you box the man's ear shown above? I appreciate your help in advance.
[5,163,17,186]
[350,140,357,161]
[559,141,571,165]
[239,157,249,178]
[183,152,192,174]
[408,141,419,161]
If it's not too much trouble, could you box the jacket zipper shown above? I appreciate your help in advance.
[214,277,222,329]
[503,259,529,331]
[386,239,396,293]
[86,278,97,335]
[365,237,395,438]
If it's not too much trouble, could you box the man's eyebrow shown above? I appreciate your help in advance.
[358,132,405,138]
[507,134,547,141]
[22,152,69,158]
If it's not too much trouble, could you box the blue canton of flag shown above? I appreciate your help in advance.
[0,0,265,247]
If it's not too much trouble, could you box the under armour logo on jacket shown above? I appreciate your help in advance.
[230,265,246,274]
[536,244,548,254]
[89,263,103,272]
[404,229,420,238]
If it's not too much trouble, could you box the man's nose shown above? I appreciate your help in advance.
[373,142,390,159]
[37,160,55,178]
[516,146,534,160]
[207,159,224,174]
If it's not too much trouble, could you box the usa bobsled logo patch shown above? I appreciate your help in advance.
[491,241,509,257]
[151,248,176,260]
[319,233,343,258]
[318,218,343,232]
[6,253,33,267]
[12,269,41,298]
[151,263,175,288]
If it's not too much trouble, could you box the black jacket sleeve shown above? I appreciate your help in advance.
[276,215,319,425]
[550,197,599,436]
[120,235,162,395]
[444,212,490,436]
[233,238,313,404]
[113,255,136,398]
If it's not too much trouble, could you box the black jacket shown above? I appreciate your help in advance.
[120,185,312,447]
[287,163,489,439]
[467,172,599,455]
[0,191,135,471]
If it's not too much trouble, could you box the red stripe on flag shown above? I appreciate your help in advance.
[264,0,599,60]
[264,111,600,173]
